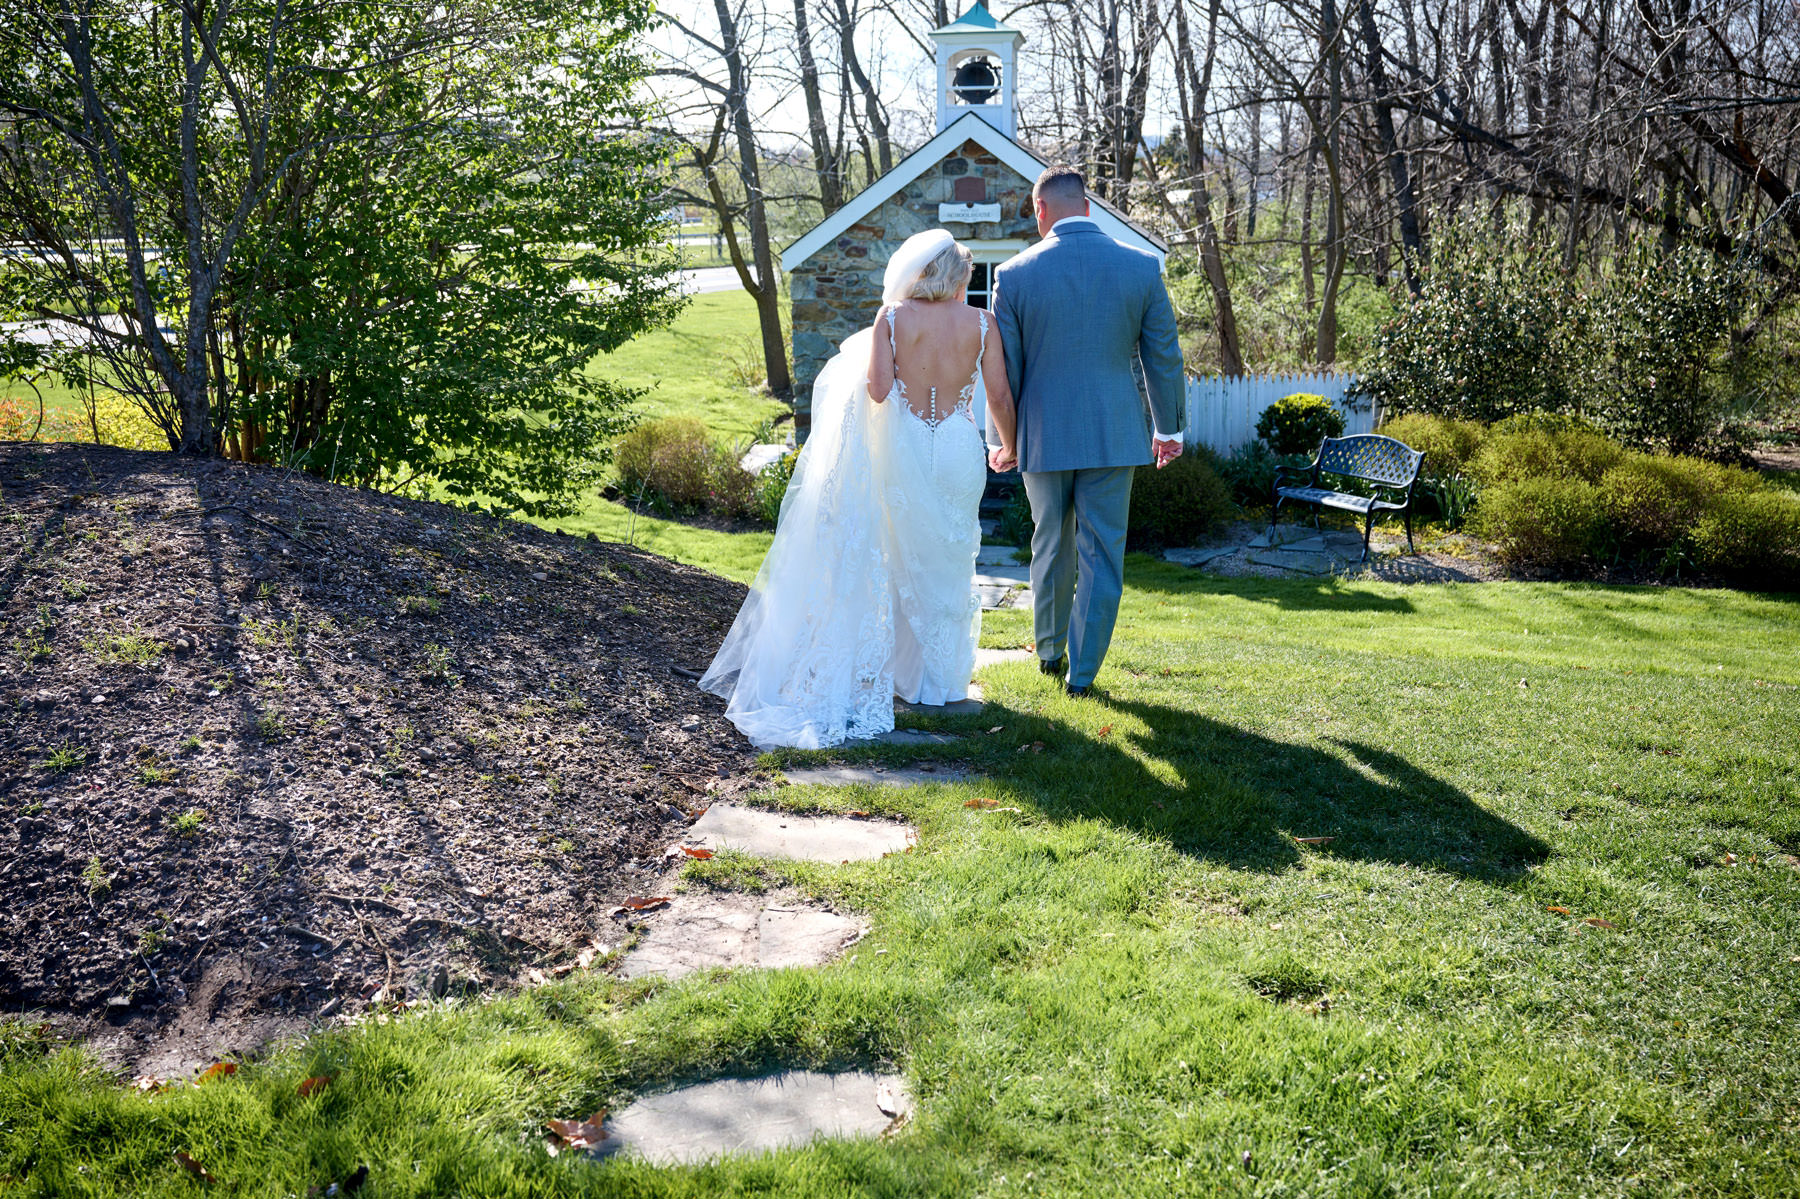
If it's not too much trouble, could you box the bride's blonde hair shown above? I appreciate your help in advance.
[908,239,974,302]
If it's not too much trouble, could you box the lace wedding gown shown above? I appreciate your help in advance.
[699,302,986,750]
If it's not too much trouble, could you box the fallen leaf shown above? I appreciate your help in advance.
[874,1079,906,1118]
[545,1111,611,1155]
[1097,724,1113,737]
[527,968,547,985]
[297,1075,333,1098]
[1030,741,1045,752]
[1546,905,1571,915]
[133,1074,171,1093]
[614,896,672,914]
[1269,922,1283,931]
[986,725,1004,735]
[174,1151,216,1183]
[848,810,872,818]
[964,798,999,809]
[1722,852,1738,866]
[1583,917,1616,929]
[679,846,714,860]
[991,806,1024,813]
[196,1061,237,1084]
[1292,836,1335,846]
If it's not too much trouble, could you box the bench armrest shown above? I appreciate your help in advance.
[1272,460,1319,490]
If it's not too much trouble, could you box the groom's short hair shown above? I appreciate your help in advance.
[1034,166,1086,205]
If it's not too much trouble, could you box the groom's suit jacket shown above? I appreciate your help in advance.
[992,222,1186,473]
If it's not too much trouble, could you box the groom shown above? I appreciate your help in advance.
[990,165,1186,697]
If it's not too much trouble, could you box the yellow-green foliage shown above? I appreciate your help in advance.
[1475,476,1610,568]
[0,389,167,450]
[1471,415,1625,486]
[1599,452,1763,546]
[1690,491,1800,586]
[1377,413,1486,477]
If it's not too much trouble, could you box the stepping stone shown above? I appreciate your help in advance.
[617,891,864,980]
[979,517,999,537]
[865,729,960,746]
[1245,548,1337,576]
[1164,546,1236,567]
[975,647,1035,668]
[977,583,1025,610]
[1247,526,1319,549]
[603,1071,909,1164]
[894,684,984,716]
[973,565,1031,586]
[783,764,969,789]
[976,545,1024,567]
[738,444,790,475]
[686,802,915,859]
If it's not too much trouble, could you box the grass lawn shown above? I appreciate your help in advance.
[5,540,1797,1195]
[588,289,790,446]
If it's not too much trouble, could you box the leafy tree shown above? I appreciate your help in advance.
[0,0,681,516]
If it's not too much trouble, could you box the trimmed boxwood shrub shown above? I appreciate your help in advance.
[1128,451,1235,549]
[1475,476,1610,569]
[1599,453,1763,547]
[1690,491,1800,586]
[1377,413,1485,477]
[1471,415,1625,486]
[1256,393,1345,455]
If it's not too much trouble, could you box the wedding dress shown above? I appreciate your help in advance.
[700,231,986,749]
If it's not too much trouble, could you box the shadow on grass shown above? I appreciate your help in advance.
[998,696,1546,884]
[1123,556,1417,614]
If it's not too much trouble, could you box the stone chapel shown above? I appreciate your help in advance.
[780,1,1167,436]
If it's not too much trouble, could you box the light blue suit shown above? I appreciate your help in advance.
[992,219,1186,688]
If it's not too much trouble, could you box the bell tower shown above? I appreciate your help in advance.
[931,3,1025,139]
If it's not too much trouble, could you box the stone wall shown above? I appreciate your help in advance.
[789,139,1039,434]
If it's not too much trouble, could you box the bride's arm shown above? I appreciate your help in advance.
[866,307,894,403]
[981,312,1018,459]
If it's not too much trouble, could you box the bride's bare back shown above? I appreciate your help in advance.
[867,299,993,425]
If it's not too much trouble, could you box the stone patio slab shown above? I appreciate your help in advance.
[977,583,1025,610]
[686,802,915,859]
[976,545,1025,567]
[972,565,1031,586]
[1247,526,1322,549]
[894,694,984,716]
[863,728,961,746]
[1163,546,1237,567]
[603,1071,909,1164]
[618,891,864,980]
[782,764,969,789]
[1245,548,1337,576]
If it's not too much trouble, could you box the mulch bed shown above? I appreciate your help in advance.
[0,444,761,1077]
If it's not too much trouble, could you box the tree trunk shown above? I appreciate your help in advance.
[794,0,843,215]
[1172,0,1244,375]
[1357,0,1424,294]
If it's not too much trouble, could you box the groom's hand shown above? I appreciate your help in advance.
[1153,437,1183,470]
[989,446,1018,472]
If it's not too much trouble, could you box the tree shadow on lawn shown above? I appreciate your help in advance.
[1010,696,1547,884]
[1123,556,1416,615]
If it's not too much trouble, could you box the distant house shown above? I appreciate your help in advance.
[780,1,1165,436]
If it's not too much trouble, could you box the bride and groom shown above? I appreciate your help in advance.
[700,166,1188,749]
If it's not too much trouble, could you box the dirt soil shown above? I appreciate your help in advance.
[0,444,762,1078]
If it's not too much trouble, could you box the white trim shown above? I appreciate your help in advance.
[780,112,1166,273]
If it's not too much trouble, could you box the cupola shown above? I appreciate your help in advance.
[931,2,1025,139]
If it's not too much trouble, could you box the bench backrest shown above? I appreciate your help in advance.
[1317,434,1424,487]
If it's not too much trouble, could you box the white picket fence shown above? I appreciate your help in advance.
[1183,371,1373,455]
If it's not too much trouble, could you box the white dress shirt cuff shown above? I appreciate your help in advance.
[1152,432,1182,446]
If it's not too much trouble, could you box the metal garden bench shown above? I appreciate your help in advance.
[1271,434,1426,561]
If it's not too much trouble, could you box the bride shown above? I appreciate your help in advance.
[700,230,1019,749]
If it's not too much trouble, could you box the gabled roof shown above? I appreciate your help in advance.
[780,112,1168,273]
[933,1,1017,35]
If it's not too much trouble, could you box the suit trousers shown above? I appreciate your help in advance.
[1021,466,1135,689]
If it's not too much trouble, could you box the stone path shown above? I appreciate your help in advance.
[595,639,1044,1163]
[604,1071,909,1164]
[683,802,914,860]
[618,891,865,980]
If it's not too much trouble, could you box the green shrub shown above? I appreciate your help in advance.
[998,485,1034,549]
[1471,417,1625,486]
[1217,442,1308,509]
[755,451,798,525]
[1128,452,1235,549]
[615,416,758,519]
[1352,225,1584,423]
[616,417,708,493]
[1256,393,1345,455]
[1690,491,1800,587]
[1600,453,1764,547]
[1378,413,1486,477]
[1475,477,1610,569]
